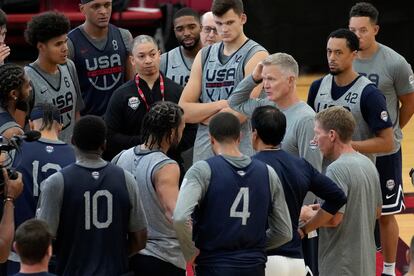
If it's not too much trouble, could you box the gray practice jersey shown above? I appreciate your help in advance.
[173,154,292,260]
[229,75,322,172]
[68,25,132,58]
[25,60,84,144]
[193,40,267,162]
[314,75,375,162]
[37,155,147,236]
[318,152,382,276]
[160,46,193,87]
[113,147,186,269]
[354,43,414,155]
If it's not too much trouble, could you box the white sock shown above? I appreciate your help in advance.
[383,262,396,275]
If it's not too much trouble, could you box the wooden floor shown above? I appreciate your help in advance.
[297,75,414,246]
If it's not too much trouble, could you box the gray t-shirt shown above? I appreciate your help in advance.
[318,152,382,276]
[37,154,147,236]
[160,46,193,87]
[25,60,84,144]
[353,43,414,155]
[173,154,292,261]
[113,147,185,269]
[68,25,132,59]
[228,74,323,172]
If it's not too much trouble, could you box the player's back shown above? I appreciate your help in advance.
[193,155,271,268]
[253,150,317,258]
[55,162,131,275]
[13,139,75,227]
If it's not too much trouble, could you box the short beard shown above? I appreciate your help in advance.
[329,69,341,76]
[181,36,201,51]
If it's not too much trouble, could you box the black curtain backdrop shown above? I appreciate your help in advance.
[243,0,414,73]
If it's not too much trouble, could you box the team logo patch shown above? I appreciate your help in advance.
[409,74,414,86]
[128,97,139,110]
[237,170,246,177]
[380,111,389,122]
[91,171,100,180]
[386,179,395,191]
[45,145,54,153]
[309,139,318,150]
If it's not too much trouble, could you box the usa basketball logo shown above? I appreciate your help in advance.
[380,111,389,122]
[85,52,123,91]
[386,179,395,191]
[91,171,100,180]
[45,145,54,153]
[128,97,139,110]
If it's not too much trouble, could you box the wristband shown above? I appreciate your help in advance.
[252,75,262,84]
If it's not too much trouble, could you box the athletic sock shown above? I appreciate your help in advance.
[382,262,396,276]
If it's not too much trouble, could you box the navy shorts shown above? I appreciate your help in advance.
[376,149,405,215]
[195,264,265,276]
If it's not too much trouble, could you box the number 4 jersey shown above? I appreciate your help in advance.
[13,138,76,228]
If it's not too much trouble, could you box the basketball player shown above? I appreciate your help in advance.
[37,116,147,275]
[13,219,55,276]
[200,11,221,46]
[307,28,393,163]
[24,12,84,144]
[179,0,268,163]
[160,7,202,87]
[348,3,414,275]
[114,102,186,276]
[302,106,382,276]
[7,103,76,274]
[229,53,322,274]
[250,105,347,276]
[68,0,133,117]
[0,64,30,138]
[173,112,292,276]
[0,9,10,65]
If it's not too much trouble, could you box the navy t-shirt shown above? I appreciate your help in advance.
[254,150,346,258]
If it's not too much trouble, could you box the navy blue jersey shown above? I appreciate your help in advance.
[68,24,128,116]
[307,76,392,133]
[13,139,75,227]
[193,155,271,267]
[0,110,20,135]
[56,163,130,275]
[253,150,346,259]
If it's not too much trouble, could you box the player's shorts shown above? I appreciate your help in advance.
[376,149,405,215]
[196,264,265,276]
[266,255,307,276]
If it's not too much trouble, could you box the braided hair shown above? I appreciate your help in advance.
[0,63,26,109]
[141,101,184,150]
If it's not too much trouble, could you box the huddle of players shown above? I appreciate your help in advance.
[1,0,414,275]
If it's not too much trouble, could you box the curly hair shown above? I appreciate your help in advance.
[141,101,184,150]
[24,11,70,46]
[0,63,26,108]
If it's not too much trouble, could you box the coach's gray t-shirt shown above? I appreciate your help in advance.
[318,152,382,276]
[113,147,185,270]
[353,43,414,155]
[228,75,322,172]
[160,46,193,87]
